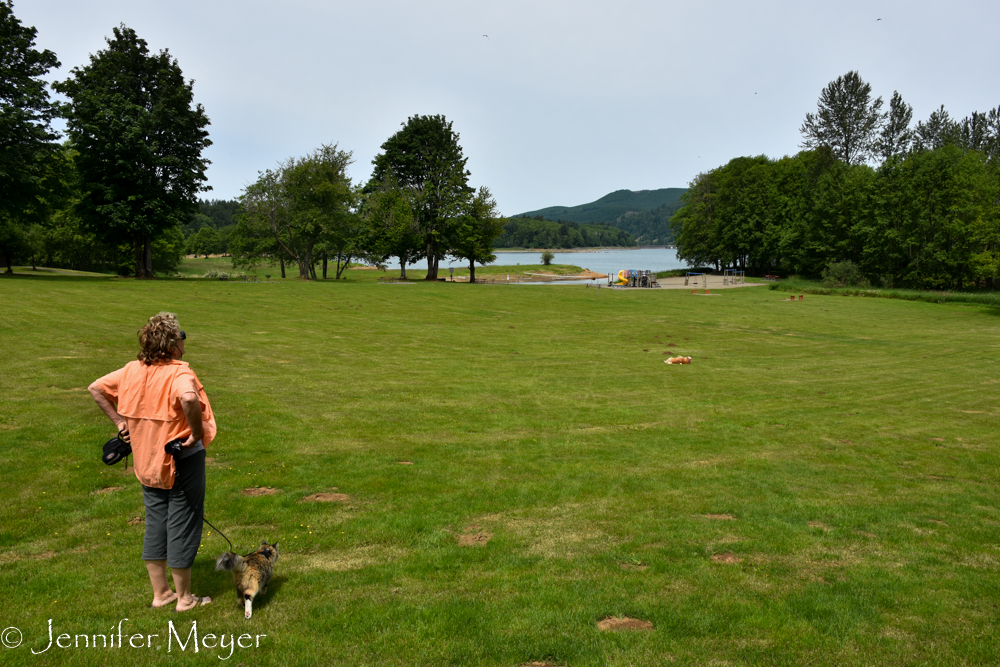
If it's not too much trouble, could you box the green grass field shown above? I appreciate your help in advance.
[175,255,588,281]
[2,266,999,666]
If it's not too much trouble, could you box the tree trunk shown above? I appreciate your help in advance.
[399,253,407,280]
[3,250,12,273]
[134,238,144,278]
[144,237,153,277]
[335,251,352,279]
[299,248,312,279]
[424,240,438,280]
[322,253,328,279]
[469,258,476,283]
[279,256,286,278]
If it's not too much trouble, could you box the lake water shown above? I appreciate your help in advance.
[385,248,687,275]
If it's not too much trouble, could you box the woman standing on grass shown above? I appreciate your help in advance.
[88,312,217,612]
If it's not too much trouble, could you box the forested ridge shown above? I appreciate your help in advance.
[516,188,686,245]
[670,71,1000,289]
[497,216,634,248]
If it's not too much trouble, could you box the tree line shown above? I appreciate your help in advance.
[500,216,635,248]
[183,200,239,257]
[230,114,503,282]
[671,71,1000,289]
[0,2,209,276]
[0,3,507,280]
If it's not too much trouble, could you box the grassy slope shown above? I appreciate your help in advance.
[2,271,999,666]
[775,275,1000,308]
[515,188,687,225]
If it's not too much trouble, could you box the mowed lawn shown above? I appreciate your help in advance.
[1,271,999,666]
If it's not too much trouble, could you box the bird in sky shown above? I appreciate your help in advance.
[877,18,882,21]
[483,34,489,38]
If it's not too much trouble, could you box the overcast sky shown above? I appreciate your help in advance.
[21,0,1000,214]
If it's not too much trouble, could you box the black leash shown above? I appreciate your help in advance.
[202,516,234,553]
[106,433,237,554]
[165,438,236,554]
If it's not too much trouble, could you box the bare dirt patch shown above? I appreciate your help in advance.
[457,531,492,547]
[928,519,949,526]
[579,269,608,279]
[398,461,414,465]
[128,516,144,526]
[597,616,653,631]
[710,552,743,564]
[520,662,563,667]
[703,513,736,521]
[93,486,124,495]
[302,492,350,503]
[293,545,407,572]
[855,531,877,538]
[242,487,280,496]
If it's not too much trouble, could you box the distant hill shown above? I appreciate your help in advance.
[513,188,687,245]
[497,217,635,249]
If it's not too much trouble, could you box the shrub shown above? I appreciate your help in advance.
[540,250,554,266]
[821,260,870,288]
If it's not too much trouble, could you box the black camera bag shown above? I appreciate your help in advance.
[102,435,132,466]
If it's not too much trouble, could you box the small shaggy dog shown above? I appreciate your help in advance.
[664,356,692,365]
[215,541,280,619]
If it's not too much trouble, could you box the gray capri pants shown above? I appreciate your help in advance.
[141,444,206,569]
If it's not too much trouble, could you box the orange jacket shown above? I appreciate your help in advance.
[93,360,217,489]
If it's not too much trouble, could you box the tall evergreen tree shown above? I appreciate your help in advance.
[0,0,61,272]
[55,25,211,277]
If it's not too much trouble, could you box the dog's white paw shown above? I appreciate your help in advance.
[245,599,253,619]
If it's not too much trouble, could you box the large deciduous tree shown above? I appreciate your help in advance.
[282,145,357,279]
[232,168,289,276]
[800,70,884,165]
[55,25,211,277]
[360,176,422,279]
[875,91,914,162]
[0,0,61,272]
[913,105,961,152]
[187,225,220,258]
[370,115,473,280]
[450,186,503,283]
[234,144,358,280]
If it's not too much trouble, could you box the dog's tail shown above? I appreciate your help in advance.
[215,552,244,572]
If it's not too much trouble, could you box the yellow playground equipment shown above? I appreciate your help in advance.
[612,269,656,288]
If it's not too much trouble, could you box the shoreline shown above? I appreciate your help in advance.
[494,246,674,253]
